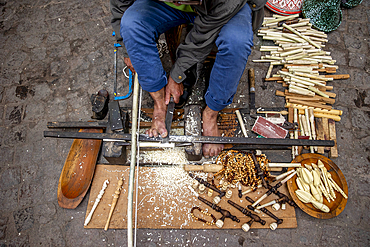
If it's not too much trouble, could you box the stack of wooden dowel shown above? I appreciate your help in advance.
[253,14,349,159]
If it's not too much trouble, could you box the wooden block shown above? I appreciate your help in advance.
[315,118,325,154]
[184,105,202,161]
[328,119,338,158]
[276,90,285,97]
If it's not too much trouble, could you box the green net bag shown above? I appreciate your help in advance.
[341,0,363,8]
[302,0,342,33]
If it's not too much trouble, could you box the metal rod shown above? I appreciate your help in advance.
[127,73,139,247]
[114,47,117,96]
[43,131,335,147]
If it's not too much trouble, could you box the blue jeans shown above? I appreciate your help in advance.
[120,0,253,111]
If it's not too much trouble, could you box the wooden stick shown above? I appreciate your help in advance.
[257,110,288,115]
[308,86,330,98]
[321,117,330,152]
[328,119,338,158]
[282,23,321,49]
[315,118,325,154]
[289,86,316,97]
[105,177,124,231]
[309,109,317,152]
[267,163,301,168]
[287,95,335,105]
[299,114,306,137]
[295,72,333,81]
[324,74,350,80]
[265,76,283,81]
[293,108,299,156]
[304,109,314,153]
[127,73,140,245]
[285,102,342,115]
[266,63,274,79]
[287,99,332,109]
[313,112,341,121]
[235,110,248,137]
[85,179,109,226]
[263,14,299,25]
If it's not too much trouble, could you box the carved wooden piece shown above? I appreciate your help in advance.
[295,190,329,212]
[198,197,240,227]
[246,196,283,225]
[227,200,266,226]
[287,154,348,219]
[58,128,103,209]
[104,177,124,231]
[85,179,109,226]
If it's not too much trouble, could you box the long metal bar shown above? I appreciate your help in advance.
[128,73,139,247]
[43,131,335,147]
[47,121,109,128]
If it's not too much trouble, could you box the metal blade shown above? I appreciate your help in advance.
[163,97,175,142]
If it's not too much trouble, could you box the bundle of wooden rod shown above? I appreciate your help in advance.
[253,14,349,159]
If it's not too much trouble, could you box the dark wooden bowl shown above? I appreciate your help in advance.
[287,153,348,219]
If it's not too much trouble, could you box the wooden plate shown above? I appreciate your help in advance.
[287,153,348,219]
[266,0,303,16]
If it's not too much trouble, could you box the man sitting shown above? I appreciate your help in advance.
[110,0,267,157]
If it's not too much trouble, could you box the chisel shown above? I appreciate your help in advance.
[162,97,175,143]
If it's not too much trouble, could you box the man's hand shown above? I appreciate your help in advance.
[165,75,183,105]
[124,57,135,73]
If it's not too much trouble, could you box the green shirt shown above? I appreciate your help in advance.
[164,3,194,12]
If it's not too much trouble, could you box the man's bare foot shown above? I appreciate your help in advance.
[146,88,168,138]
[202,106,224,158]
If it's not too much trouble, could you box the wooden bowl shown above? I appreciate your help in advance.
[287,153,348,219]
[57,128,102,209]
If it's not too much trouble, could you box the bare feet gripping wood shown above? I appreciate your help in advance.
[202,106,224,158]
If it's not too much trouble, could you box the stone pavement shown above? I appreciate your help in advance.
[0,0,369,246]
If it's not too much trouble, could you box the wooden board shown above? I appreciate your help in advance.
[84,165,297,229]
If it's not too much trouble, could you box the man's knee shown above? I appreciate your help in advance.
[120,12,148,40]
[217,29,253,57]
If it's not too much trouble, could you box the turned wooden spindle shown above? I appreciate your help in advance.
[189,173,225,198]
[251,152,268,188]
[104,177,124,231]
[245,196,283,225]
[227,200,266,226]
[198,197,240,224]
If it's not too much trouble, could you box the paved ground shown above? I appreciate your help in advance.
[1,0,370,246]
